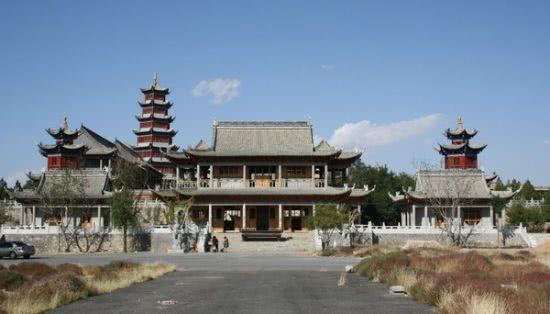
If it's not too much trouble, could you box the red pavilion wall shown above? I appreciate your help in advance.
[47,156,79,170]
[445,156,478,169]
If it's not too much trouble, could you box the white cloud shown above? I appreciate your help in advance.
[321,64,335,71]
[329,114,442,151]
[545,139,550,145]
[191,78,241,105]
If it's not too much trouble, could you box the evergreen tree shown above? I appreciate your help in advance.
[0,178,9,200]
[351,161,415,224]
[110,188,138,253]
[13,180,22,191]
[519,180,540,200]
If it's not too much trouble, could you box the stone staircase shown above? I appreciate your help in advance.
[210,231,316,254]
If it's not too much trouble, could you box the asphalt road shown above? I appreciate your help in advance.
[3,253,433,313]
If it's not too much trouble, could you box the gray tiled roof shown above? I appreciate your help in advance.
[74,126,117,156]
[437,142,487,155]
[389,169,519,201]
[185,121,342,157]
[14,169,111,200]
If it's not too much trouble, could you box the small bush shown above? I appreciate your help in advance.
[0,269,26,291]
[9,262,57,280]
[56,263,83,276]
[357,248,550,314]
[0,262,174,313]
[104,261,138,271]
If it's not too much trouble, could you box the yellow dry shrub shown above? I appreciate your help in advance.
[465,293,509,314]
[393,268,418,291]
[84,263,176,294]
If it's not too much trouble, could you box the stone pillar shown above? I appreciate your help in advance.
[424,206,428,227]
[278,204,283,230]
[208,204,213,230]
[278,165,282,187]
[20,207,23,226]
[196,164,201,188]
[324,164,328,188]
[99,159,103,169]
[108,159,111,170]
[312,203,316,216]
[97,206,102,229]
[488,206,494,227]
[243,165,247,187]
[176,167,180,188]
[457,206,462,225]
[500,208,505,227]
[65,206,70,227]
[311,164,315,187]
[32,206,36,226]
[209,165,214,188]
[411,205,416,227]
[65,207,68,226]
[401,211,406,226]
[242,204,247,229]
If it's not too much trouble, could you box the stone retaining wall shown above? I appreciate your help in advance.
[1,232,153,254]
[320,230,529,250]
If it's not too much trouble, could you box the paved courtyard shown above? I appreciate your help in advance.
[3,253,433,313]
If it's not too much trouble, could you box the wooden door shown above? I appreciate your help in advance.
[257,208,269,231]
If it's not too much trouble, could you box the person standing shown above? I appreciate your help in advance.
[212,236,219,253]
[222,236,229,253]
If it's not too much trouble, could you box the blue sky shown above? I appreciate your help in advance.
[1,1,549,186]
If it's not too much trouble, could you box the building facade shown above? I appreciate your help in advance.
[14,118,162,229]
[156,121,373,233]
[390,118,519,229]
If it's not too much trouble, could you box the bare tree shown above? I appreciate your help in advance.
[415,163,479,247]
[38,169,111,253]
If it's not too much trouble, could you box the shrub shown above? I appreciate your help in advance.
[3,273,89,313]
[0,269,26,291]
[104,261,138,271]
[9,262,57,280]
[358,248,550,314]
[56,263,83,276]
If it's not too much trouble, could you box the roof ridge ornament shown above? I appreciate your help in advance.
[457,116,463,127]
[62,116,68,130]
[152,72,159,89]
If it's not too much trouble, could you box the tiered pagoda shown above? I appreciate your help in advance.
[390,117,519,229]
[133,73,178,176]
[39,117,87,169]
[437,117,487,169]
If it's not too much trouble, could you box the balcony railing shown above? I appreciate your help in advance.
[164,178,330,190]
[213,178,244,189]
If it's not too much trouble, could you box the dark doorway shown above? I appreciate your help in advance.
[291,217,302,231]
[256,207,269,231]
[224,219,235,231]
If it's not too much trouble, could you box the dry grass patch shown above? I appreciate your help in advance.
[84,262,175,294]
[356,247,550,314]
[0,261,175,314]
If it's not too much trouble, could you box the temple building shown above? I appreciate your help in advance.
[133,73,178,176]
[390,118,520,228]
[14,118,162,228]
[155,121,374,234]
[437,116,487,169]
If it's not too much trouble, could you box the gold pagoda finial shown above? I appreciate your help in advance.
[62,116,68,130]
[457,116,463,126]
[152,72,159,88]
